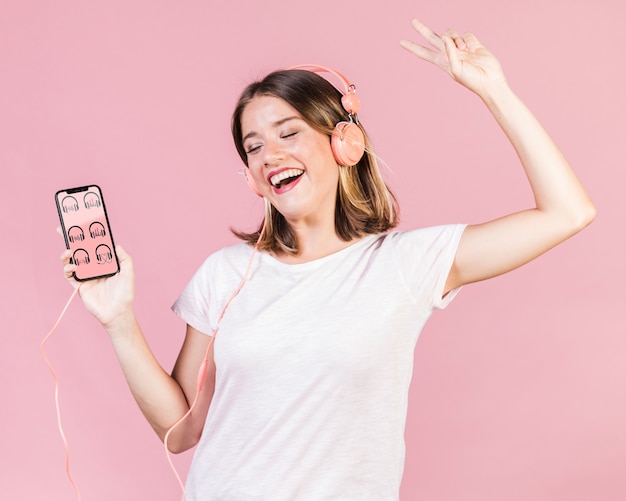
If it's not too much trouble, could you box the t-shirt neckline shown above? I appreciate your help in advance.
[259,233,382,270]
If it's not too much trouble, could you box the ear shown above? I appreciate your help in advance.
[244,167,263,197]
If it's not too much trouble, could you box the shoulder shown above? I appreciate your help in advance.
[379,224,467,254]
[186,242,256,285]
[197,242,254,269]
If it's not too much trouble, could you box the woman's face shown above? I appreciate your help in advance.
[241,95,339,227]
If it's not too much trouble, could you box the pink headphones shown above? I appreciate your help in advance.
[244,64,366,197]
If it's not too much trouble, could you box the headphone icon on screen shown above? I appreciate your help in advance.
[83,191,101,209]
[61,196,80,213]
[89,222,106,238]
[68,226,85,243]
[95,244,113,264]
[72,249,90,266]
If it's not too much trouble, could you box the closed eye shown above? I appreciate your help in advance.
[246,144,262,155]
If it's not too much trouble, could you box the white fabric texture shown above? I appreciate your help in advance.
[172,224,466,500]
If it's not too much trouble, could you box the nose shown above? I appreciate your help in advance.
[262,139,284,167]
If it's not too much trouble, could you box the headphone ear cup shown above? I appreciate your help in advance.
[244,168,264,197]
[331,121,365,167]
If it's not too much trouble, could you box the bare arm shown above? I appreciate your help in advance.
[61,246,214,453]
[400,19,596,293]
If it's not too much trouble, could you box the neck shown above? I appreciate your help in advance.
[275,221,356,264]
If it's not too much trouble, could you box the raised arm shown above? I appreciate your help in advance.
[400,18,596,293]
[61,245,213,453]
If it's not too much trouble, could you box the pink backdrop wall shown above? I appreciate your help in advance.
[2,1,624,499]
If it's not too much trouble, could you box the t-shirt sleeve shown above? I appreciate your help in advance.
[389,224,467,311]
[171,253,219,336]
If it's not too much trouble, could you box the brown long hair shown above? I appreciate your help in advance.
[231,69,398,254]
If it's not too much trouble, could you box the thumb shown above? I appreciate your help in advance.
[115,244,129,259]
[114,244,133,270]
[441,35,461,76]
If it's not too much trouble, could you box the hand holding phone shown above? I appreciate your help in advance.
[55,185,120,281]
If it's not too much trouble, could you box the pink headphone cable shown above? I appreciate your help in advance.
[163,218,267,500]
[43,239,260,501]
[44,219,265,499]
[40,285,83,501]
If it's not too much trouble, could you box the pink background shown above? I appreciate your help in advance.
[1,1,624,499]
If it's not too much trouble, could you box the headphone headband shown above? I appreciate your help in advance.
[287,64,361,115]
[287,64,353,91]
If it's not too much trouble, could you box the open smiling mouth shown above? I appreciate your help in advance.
[270,169,304,189]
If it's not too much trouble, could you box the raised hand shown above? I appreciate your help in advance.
[398,19,595,294]
[400,18,507,98]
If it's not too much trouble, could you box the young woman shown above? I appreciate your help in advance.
[61,18,595,500]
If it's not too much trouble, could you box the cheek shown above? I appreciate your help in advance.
[246,155,264,176]
[316,143,341,178]
[303,135,337,168]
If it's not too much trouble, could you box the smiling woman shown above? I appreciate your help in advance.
[60,16,595,501]
[231,69,399,258]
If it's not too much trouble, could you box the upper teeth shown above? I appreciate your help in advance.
[270,169,304,186]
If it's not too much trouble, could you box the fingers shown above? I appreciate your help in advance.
[464,32,483,52]
[60,248,73,266]
[444,29,466,51]
[399,38,438,65]
[400,18,446,68]
[445,30,482,53]
[403,17,481,55]
[409,17,444,51]
[401,17,483,76]
[60,250,77,281]
[63,263,77,280]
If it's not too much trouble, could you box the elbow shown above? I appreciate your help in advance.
[159,427,202,454]
[575,200,597,231]
[167,431,202,454]
[165,436,200,455]
[564,199,597,236]
[168,443,195,455]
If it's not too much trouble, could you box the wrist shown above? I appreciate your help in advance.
[478,79,523,124]
[103,309,138,338]
[479,78,515,108]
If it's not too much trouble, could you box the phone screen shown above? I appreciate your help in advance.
[55,185,120,281]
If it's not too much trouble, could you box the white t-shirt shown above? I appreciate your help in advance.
[172,224,466,500]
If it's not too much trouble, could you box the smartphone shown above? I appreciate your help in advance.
[55,185,120,281]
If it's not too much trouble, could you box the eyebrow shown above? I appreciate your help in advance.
[242,116,302,144]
